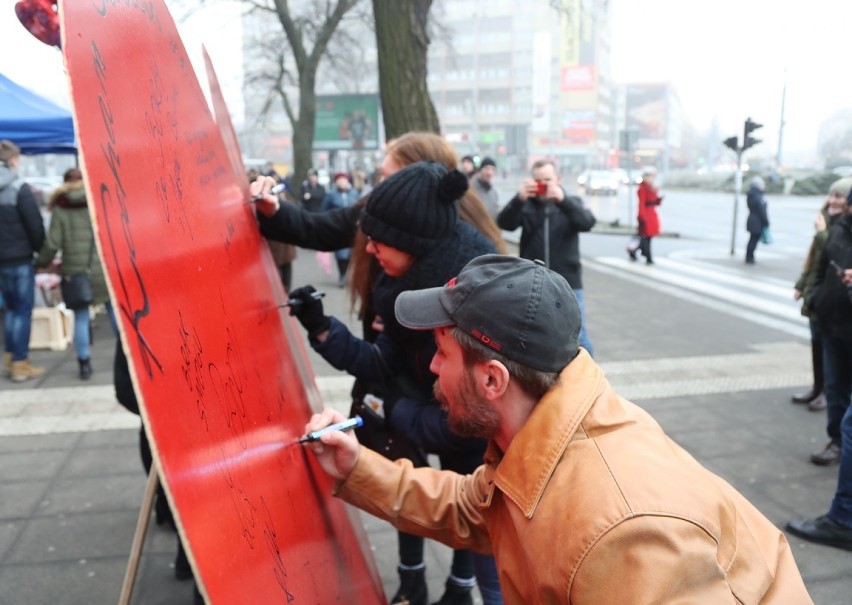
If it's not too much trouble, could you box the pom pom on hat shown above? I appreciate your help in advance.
[362,161,465,256]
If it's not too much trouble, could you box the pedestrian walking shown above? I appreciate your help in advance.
[745,176,770,264]
[0,139,46,382]
[37,168,116,380]
[630,167,663,264]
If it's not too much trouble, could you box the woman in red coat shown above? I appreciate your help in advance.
[631,168,663,264]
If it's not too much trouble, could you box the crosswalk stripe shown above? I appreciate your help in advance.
[584,256,810,339]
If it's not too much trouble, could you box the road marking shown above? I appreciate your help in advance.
[587,257,810,339]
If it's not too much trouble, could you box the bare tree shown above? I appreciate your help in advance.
[246,0,362,196]
[372,0,440,138]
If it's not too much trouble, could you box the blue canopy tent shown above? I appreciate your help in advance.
[0,72,75,154]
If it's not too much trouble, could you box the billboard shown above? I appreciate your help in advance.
[625,84,669,149]
[314,93,380,151]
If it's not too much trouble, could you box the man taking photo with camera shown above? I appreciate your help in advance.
[497,159,596,354]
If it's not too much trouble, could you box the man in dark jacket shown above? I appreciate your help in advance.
[497,159,596,355]
[0,140,45,382]
[300,168,326,213]
[787,190,852,551]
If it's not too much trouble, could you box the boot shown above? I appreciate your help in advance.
[10,359,45,382]
[792,339,824,404]
[431,578,474,605]
[391,566,428,605]
[174,541,193,581]
[2,352,11,378]
[78,358,92,380]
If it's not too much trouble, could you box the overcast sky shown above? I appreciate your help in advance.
[611,0,852,159]
[2,0,849,163]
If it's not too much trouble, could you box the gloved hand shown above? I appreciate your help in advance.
[288,285,331,338]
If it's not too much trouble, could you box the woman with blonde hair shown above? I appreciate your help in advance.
[253,133,505,605]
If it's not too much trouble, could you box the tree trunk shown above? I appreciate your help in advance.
[290,72,318,201]
[372,0,440,138]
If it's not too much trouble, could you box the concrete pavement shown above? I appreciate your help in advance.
[1,235,851,604]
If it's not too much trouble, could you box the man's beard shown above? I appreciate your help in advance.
[433,370,500,439]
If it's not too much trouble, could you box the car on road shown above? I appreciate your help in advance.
[581,170,621,196]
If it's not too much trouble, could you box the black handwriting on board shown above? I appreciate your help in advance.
[91,41,163,380]
[178,310,208,431]
[146,60,193,240]
[90,0,162,31]
[260,497,296,603]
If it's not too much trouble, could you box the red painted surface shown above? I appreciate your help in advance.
[59,1,385,603]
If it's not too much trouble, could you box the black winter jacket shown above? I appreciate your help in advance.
[497,189,595,289]
[746,185,770,235]
[311,222,494,472]
[0,163,44,267]
[812,214,852,340]
[258,199,361,252]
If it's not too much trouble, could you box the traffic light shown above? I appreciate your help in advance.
[723,136,739,152]
[743,117,762,151]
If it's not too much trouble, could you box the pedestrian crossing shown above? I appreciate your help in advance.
[587,253,810,340]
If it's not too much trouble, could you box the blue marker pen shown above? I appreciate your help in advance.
[298,416,363,444]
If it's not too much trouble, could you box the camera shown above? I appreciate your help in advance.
[535,180,548,197]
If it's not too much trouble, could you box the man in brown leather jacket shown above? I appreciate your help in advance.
[304,255,812,604]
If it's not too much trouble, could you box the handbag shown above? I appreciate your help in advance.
[60,237,95,310]
[760,226,773,244]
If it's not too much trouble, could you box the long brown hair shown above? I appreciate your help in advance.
[349,132,506,317]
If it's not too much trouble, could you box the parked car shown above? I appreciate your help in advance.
[582,170,620,196]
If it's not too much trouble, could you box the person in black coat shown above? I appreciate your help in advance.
[745,176,770,264]
[285,162,502,605]
[497,159,596,355]
[114,341,202,603]
[251,133,507,605]
[300,168,326,212]
[787,193,852,550]
[0,140,45,381]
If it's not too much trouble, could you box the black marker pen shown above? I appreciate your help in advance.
[298,416,363,444]
[278,291,325,308]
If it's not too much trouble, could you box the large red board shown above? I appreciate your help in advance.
[58,1,385,603]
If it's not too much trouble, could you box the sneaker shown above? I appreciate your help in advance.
[2,352,10,378]
[808,394,827,412]
[811,442,841,466]
[391,566,427,605]
[10,359,45,382]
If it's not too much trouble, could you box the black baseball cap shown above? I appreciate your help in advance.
[394,255,581,372]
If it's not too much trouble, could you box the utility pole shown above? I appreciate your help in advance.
[724,118,763,255]
[620,129,638,229]
[777,69,787,167]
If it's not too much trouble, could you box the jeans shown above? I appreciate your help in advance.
[822,336,852,446]
[73,302,117,360]
[828,338,852,527]
[472,551,503,605]
[0,262,35,361]
[574,288,594,358]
